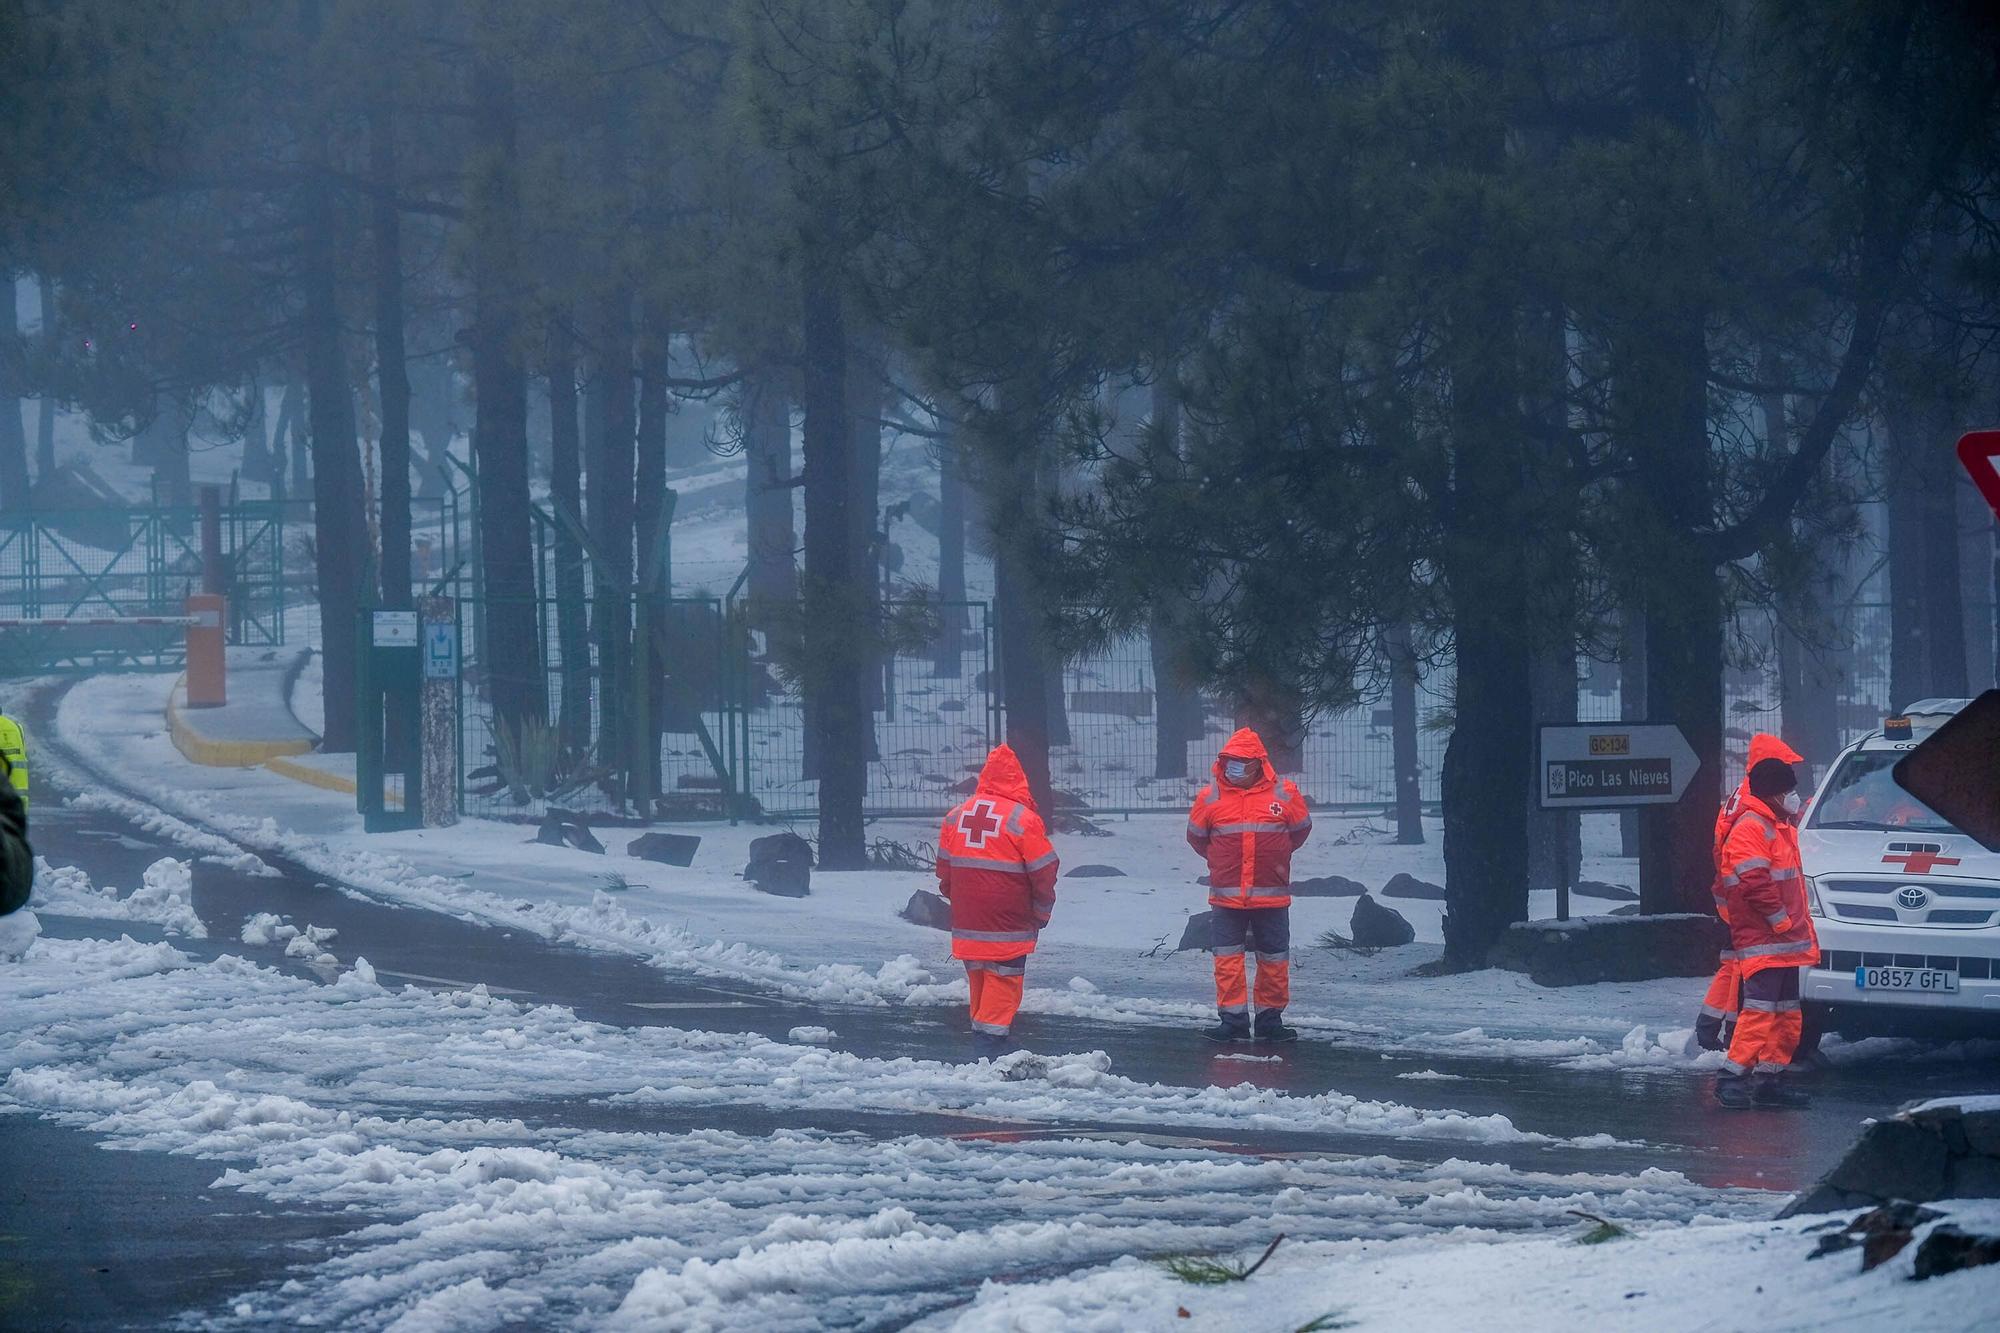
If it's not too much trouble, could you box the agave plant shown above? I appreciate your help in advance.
[495,715,561,805]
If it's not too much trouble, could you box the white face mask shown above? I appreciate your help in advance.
[1781,791,1803,817]
[1223,758,1259,784]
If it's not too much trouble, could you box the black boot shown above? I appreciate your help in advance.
[1752,1072,1812,1108]
[1204,1016,1252,1043]
[971,1031,1013,1059]
[1254,1011,1300,1044]
[1714,1074,1757,1109]
[1693,1014,1727,1052]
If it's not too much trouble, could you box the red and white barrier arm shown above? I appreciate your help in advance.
[0,616,202,628]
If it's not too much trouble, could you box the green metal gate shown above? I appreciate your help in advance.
[0,502,288,674]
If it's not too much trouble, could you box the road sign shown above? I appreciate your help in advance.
[1538,723,1699,809]
[423,622,458,680]
[1893,689,2000,852]
[1957,430,2000,521]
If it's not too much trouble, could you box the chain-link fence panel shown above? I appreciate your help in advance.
[456,592,734,822]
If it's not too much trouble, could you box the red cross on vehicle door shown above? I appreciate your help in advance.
[1882,844,1961,875]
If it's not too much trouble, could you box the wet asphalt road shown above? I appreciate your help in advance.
[5,689,2000,1327]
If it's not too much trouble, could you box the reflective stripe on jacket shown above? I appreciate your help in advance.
[1186,727,1312,910]
[937,744,1059,961]
[1718,793,1819,976]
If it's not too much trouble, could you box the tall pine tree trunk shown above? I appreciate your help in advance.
[1440,305,1534,964]
[1437,19,1531,968]
[931,426,967,678]
[1526,642,1580,900]
[35,277,57,480]
[634,308,671,805]
[242,375,273,485]
[587,300,635,782]
[0,278,28,511]
[1630,296,1723,919]
[1888,409,1929,709]
[1959,476,1993,690]
[983,404,1057,816]
[1618,607,1646,856]
[548,325,591,752]
[1624,21,1723,918]
[1039,457,1072,750]
[1887,387,1967,705]
[1764,379,1844,777]
[409,350,455,499]
[800,220,869,868]
[287,384,313,501]
[1387,624,1424,844]
[300,75,368,751]
[1147,375,1199,778]
[1524,295,1578,901]
[743,376,797,607]
[847,347,886,732]
[371,104,412,609]
[467,54,543,732]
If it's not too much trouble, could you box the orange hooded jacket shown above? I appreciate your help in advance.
[937,745,1060,961]
[1711,733,1805,924]
[1186,728,1313,910]
[1718,791,1820,976]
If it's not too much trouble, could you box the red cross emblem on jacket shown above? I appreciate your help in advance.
[936,746,1059,962]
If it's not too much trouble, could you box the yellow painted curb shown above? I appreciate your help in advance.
[166,675,316,769]
[264,753,358,795]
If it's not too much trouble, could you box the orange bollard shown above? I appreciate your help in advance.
[185,593,227,707]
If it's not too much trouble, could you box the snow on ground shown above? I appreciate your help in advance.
[30,855,206,937]
[45,670,1718,1069]
[2,888,1601,1151]
[924,1200,2000,1332]
[0,920,1772,1330]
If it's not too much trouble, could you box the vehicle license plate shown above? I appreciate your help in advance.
[1855,966,1959,993]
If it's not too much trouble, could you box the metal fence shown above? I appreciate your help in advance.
[0,502,288,673]
[265,469,1974,828]
[731,599,1000,820]
[1050,639,1452,816]
[454,592,735,821]
[446,596,1945,824]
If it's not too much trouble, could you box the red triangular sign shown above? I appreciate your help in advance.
[1959,430,2000,521]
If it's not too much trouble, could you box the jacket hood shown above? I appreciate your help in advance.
[975,744,1035,809]
[1213,728,1275,791]
[1746,733,1804,768]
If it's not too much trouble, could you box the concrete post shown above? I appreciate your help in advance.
[185,593,226,707]
[419,595,459,827]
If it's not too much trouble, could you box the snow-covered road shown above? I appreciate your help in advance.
[6,676,2000,1328]
[3,900,1767,1329]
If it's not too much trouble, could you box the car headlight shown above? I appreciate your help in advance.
[1805,876,1826,919]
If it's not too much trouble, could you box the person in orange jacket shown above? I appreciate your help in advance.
[1714,753,1819,1108]
[1696,733,1805,1053]
[1186,728,1313,1042]
[936,744,1060,1056]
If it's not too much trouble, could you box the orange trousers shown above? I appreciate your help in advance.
[1695,955,1740,1049]
[1724,967,1802,1074]
[1212,905,1290,1017]
[1700,956,1741,1021]
[965,958,1026,1035]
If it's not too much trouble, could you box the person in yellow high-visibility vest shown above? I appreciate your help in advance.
[0,713,27,812]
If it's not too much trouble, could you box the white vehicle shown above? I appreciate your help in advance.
[1800,699,2000,1039]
